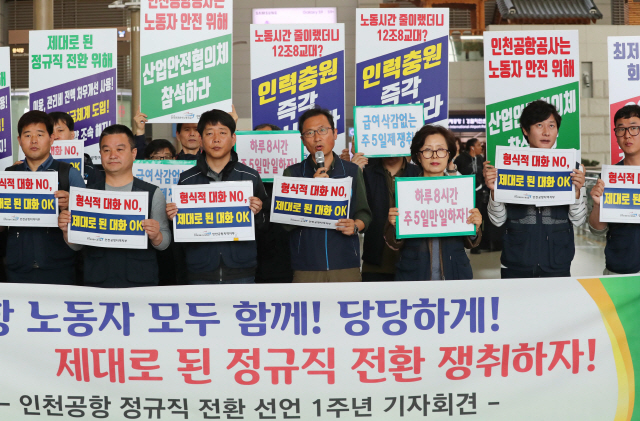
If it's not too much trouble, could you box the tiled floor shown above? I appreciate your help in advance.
[468,226,607,279]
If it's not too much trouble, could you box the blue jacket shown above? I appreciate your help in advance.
[178,153,269,276]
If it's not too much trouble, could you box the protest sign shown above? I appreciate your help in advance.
[356,8,449,126]
[68,187,149,249]
[494,146,577,206]
[19,139,84,176]
[250,24,345,153]
[29,29,117,164]
[484,30,581,163]
[270,175,351,228]
[599,164,640,223]
[171,182,254,243]
[235,131,304,182]
[0,172,58,227]
[354,103,423,157]
[133,159,196,201]
[141,0,233,123]
[0,275,638,419]
[608,36,640,165]
[395,175,476,239]
[0,47,12,170]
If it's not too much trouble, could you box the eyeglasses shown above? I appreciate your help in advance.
[613,126,640,137]
[419,148,449,159]
[150,154,173,160]
[302,126,332,138]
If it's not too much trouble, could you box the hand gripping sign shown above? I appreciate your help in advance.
[0,172,58,227]
[494,146,577,206]
[395,175,476,239]
[234,131,305,182]
[270,175,351,228]
[68,187,149,249]
[172,181,255,243]
[600,164,640,223]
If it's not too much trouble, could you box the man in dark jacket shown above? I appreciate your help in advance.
[166,110,269,284]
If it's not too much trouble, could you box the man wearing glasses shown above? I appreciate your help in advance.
[589,104,640,274]
[282,108,372,283]
[144,139,177,160]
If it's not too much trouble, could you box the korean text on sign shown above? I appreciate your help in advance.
[235,131,305,182]
[172,181,255,243]
[395,175,476,239]
[0,172,58,228]
[68,187,149,249]
[133,160,196,201]
[270,176,352,229]
[494,146,576,206]
[599,164,640,224]
[20,140,85,177]
[354,103,422,157]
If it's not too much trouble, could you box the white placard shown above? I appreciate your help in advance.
[354,103,423,157]
[235,131,305,182]
[600,164,640,223]
[0,171,58,227]
[133,159,196,201]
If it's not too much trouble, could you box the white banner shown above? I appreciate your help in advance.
[494,146,577,206]
[270,175,351,228]
[600,164,640,223]
[0,47,13,170]
[20,140,85,177]
[354,103,423,157]
[68,187,149,249]
[133,159,196,201]
[0,171,58,227]
[172,182,255,243]
[395,175,476,239]
[0,276,629,420]
[235,131,305,182]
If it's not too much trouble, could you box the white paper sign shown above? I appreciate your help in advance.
[235,131,305,181]
[133,160,196,201]
[270,175,351,228]
[354,103,423,157]
[395,175,476,239]
[0,171,58,227]
[494,146,577,206]
[68,187,149,249]
[172,181,255,242]
[599,164,640,223]
[20,140,85,177]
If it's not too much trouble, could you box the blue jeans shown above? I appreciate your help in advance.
[188,276,255,285]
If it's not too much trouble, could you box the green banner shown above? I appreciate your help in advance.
[486,81,580,163]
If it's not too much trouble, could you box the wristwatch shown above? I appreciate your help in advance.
[353,223,359,236]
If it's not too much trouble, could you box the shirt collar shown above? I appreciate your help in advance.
[23,154,54,172]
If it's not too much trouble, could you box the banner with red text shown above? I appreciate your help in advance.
[0,171,58,227]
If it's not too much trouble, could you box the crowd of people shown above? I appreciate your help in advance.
[4,99,640,287]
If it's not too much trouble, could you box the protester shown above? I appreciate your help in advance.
[283,107,372,283]
[386,125,482,281]
[340,141,368,169]
[589,104,640,274]
[58,124,171,287]
[2,111,85,284]
[484,100,586,278]
[165,110,269,284]
[144,139,176,160]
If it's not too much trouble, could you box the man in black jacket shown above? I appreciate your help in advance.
[166,110,269,284]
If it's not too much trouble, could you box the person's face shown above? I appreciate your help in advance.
[202,123,236,160]
[417,133,450,176]
[52,121,74,141]
[615,116,640,156]
[523,115,558,149]
[18,123,53,162]
[100,134,136,174]
[471,142,483,155]
[150,147,174,160]
[177,123,201,150]
[300,114,336,158]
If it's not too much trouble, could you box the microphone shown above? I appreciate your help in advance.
[315,151,325,171]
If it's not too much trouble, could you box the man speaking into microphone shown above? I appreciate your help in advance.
[283,108,372,283]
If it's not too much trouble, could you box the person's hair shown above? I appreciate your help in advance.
[298,107,335,134]
[454,136,462,152]
[519,100,562,142]
[466,138,479,152]
[254,123,281,131]
[49,111,74,131]
[197,109,236,136]
[614,105,640,125]
[144,139,176,159]
[410,125,457,165]
[18,110,54,136]
[99,124,136,150]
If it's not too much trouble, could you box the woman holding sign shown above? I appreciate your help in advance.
[386,125,483,281]
[483,100,587,279]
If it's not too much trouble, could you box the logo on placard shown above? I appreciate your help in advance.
[171,112,196,120]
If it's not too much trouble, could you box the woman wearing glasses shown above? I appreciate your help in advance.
[589,104,640,275]
[385,125,483,281]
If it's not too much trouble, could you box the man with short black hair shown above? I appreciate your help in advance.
[59,124,171,288]
[1,110,85,284]
[145,139,176,160]
[49,111,100,184]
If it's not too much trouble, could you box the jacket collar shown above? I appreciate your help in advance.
[196,150,238,181]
